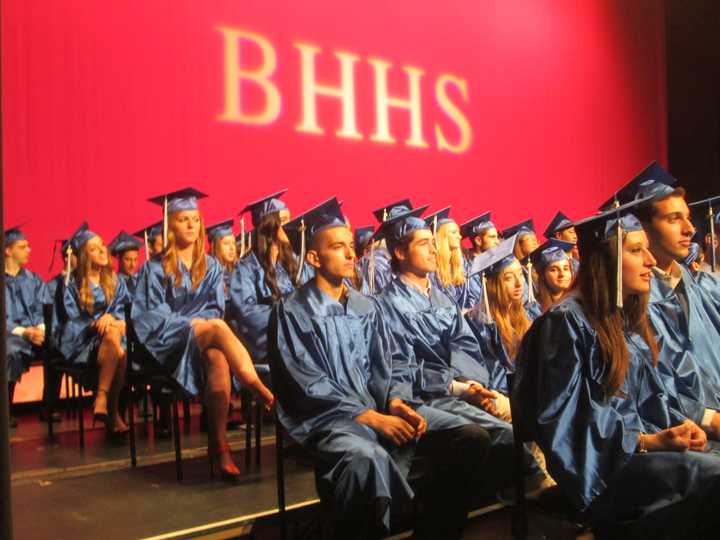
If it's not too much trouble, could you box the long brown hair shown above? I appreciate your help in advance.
[74,237,117,315]
[486,267,531,360]
[162,213,208,289]
[212,237,237,273]
[435,223,465,288]
[575,232,658,396]
[253,212,299,300]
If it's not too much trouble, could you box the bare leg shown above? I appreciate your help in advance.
[94,330,120,420]
[204,348,237,475]
[194,320,273,406]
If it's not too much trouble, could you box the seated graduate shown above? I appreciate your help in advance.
[269,198,491,540]
[133,221,164,261]
[374,210,548,490]
[600,163,720,436]
[690,195,719,274]
[227,190,313,364]
[348,224,374,293]
[425,206,469,308]
[465,236,542,396]
[530,239,575,312]
[514,199,720,539]
[359,199,415,294]
[58,223,130,434]
[461,212,500,260]
[206,219,237,298]
[543,210,580,271]
[132,188,273,478]
[5,225,49,428]
[108,231,143,297]
[460,212,498,311]
[47,238,76,300]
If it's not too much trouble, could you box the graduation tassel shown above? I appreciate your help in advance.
[482,272,491,320]
[144,230,150,262]
[240,216,246,257]
[248,231,252,255]
[368,241,376,295]
[48,240,59,273]
[526,260,535,303]
[710,205,717,273]
[295,219,306,283]
[64,246,73,287]
[382,208,388,222]
[163,196,169,249]
[433,216,438,238]
[615,217,624,309]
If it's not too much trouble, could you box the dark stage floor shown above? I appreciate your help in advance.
[8,403,581,540]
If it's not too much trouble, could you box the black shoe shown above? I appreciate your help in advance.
[9,416,18,429]
[39,411,62,423]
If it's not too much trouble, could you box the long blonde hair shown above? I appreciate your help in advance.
[486,269,531,360]
[75,238,117,315]
[162,213,208,289]
[435,223,465,288]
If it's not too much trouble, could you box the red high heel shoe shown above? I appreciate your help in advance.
[208,442,241,482]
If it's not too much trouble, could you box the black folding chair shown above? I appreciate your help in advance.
[42,303,88,447]
[124,303,188,482]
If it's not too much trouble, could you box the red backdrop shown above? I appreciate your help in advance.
[3,0,667,278]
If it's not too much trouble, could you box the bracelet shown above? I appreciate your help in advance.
[638,433,648,454]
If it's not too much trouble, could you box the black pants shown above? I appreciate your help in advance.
[412,423,491,540]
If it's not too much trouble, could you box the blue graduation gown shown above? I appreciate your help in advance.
[5,269,48,382]
[428,272,468,308]
[227,252,312,362]
[118,272,138,298]
[696,270,720,305]
[131,256,225,396]
[269,279,469,531]
[59,276,129,367]
[465,302,542,394]
[514,295,720,532]
[463,257,483,311]
[359,247,393,294]
[376,277,539,480]
[649,267,720,422]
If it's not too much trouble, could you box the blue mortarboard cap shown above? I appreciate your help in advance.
[240,190,288,227]
[372,199,413,223]
[108,231,142,257]
[543,211,574,239]
[424,206,454,231]
[132,221,163,242]
[460,212,494,239]
[68,222,96,252]
[206,219,235,243]
[575,198,649,243]
[148,187,208,214]
[527,238,575,268]
[373,205,430,252]
[683,242,702,267]
[469,235,518,277]
[354,225,375,252]
[4,225,26,245]
[501,219,535,239]
[284,198,346,256]
[599,161,677,211]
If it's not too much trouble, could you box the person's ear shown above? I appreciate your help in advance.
[306,249,321,269]
[393,245,406,264]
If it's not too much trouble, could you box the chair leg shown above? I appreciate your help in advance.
[77,382,85,449]
[143,389,149,436]
[255,401,262,467]
[183,399,191,435]
[276,425,287,540]
[243,390,252,470]
[46,368,54,438]
[172,399,183,482]
[128,383,137,467]
[64,375,71,417]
